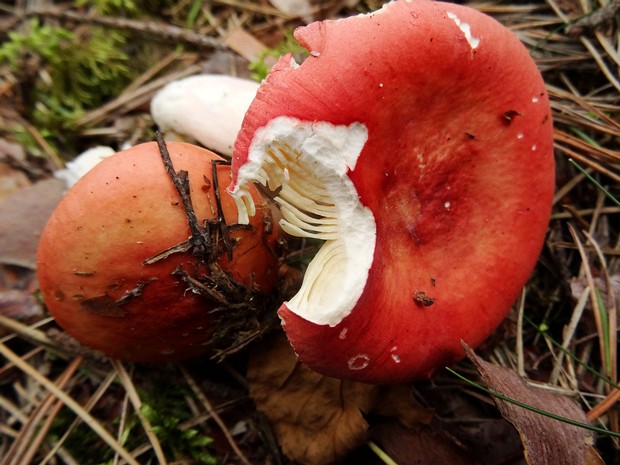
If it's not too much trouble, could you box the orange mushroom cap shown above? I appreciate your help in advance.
[228,0,554,383]
[38,142,278,361]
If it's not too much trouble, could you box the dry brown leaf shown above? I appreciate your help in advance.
[0,178,65,269]
[465,344,601,465]
[371,383,434,429]
[248,334,377,465]
[224,28,272,64]
[248,334,434,465]
[0,289,43,321]
[0,161,30,202]
[372,421,478,465]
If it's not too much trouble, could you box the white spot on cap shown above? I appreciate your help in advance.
[310,50,320,57]
[444,201,451,210]
[379,82,384,88]
[348,354,370,370]
[532,96,539,103]
[446,12,480,50]
[517,133,524,139]
[390,346,400,363]
[531,144,537,151]
[339,328,348,340]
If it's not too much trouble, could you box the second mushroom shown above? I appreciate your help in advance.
[229,0,555,383]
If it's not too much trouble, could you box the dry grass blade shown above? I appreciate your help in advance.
[554,129,620,163]
[588,388,620,422]
[38,369,118,465]
[568,225,614,381]
[1,0,619,462]
[0,315,56,350]
[1,356,82,465]
[548,289,590,386]
[0,343,140,465]
[180,367,253,465]
[76,64,203,128]
[547,85,620,132]
[110,359,169,465]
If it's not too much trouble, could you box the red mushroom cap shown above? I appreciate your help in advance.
[228,0,555,383]
[38,141,278,361]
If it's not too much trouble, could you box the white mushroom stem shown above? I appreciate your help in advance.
[151,75,259,157]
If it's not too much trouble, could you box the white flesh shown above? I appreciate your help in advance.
[230,117,376,326]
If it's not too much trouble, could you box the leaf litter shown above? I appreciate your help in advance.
[0,0,619,463]
[465,344,604,465]
[248,334,434,465]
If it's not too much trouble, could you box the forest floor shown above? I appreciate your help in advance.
[0,0,619,464]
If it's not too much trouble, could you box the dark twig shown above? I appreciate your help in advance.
[155,132,214,264]
[210,160,252,262]
[23,7,226,50]
[152,134,274,359]
[566,0,620,35]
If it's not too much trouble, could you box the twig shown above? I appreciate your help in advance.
[588,388,620,421]
[155,132,214,264]
[77,64,202,128]
[25,7,226,50]
[566,1,620,35]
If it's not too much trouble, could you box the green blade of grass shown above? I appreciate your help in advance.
[524,315,620,391]
[568,158,620,208]
[446,367,620,438]
[368,441,399,465]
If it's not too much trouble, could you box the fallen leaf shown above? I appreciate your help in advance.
[0,161,30,202]
[0,178,65,268]
[371,421,477,465]
[371,383,434,429]
[248,334,434,465]
[465,344,601,465]
[224,28,272,64]
[0,289,43,322]
[248,334,377,465]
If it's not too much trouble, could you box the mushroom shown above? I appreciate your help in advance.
[37,141,278,361]
[54,145,116,188]
[151,75,260,157]
[228,0,555,383]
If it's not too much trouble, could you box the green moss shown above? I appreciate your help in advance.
[249,29,309,81]
[0,18,135,138]
[74,0,139,15]
[141,402,217,465]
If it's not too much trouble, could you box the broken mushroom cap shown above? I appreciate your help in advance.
[38,141,278,362]
[228,0,555,383]
[151,75,260,157]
